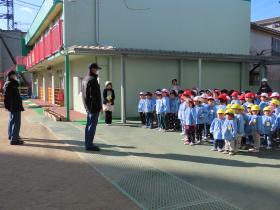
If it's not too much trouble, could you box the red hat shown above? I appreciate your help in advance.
[218,93,228,101]
[245,92,254,99]
[239,94,245,101]
[183,89,192,97]
[231,91,239,97]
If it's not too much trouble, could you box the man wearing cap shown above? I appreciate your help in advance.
[257,78,273,94]
[3,71,24,145]
[81,63,102,151]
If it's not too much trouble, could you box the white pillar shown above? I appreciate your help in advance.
[120,55,126,124]
[36,76,39,99]
[198,58,202,90]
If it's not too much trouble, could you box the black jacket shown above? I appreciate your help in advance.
[3,79,24,112]
[81,73,102,113]
[103,89,115,105]
[257,85,273,94]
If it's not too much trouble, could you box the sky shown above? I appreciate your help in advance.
[0,0,280,31]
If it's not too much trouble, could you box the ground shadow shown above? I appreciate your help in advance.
[21,138,280,169]
[22,138,136,149]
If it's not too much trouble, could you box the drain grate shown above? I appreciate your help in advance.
[42,120,241,210]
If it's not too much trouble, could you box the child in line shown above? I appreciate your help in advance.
[259,93,269,114]
[178,94,187,135]
[231,91,241,105]
[222,109,237,155]
[155,91,165,132]
[169,90,179,131]
[231,104,245,153]
[243,92,254,111]
[193,96,208,144]
[210,109,225,152]
[161,89,170,132]
[244,104,253,146]
[248,105,262,152]
[206,97,217,141]
[184,100,196,146]
[144,92,154,129]
[138,92,146,127]
[261,106,276,149]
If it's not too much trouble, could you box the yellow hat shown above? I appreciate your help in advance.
[247,104,253,109]
[217,109,225,114]
[240,106,245,111]
[226,104,232,109]
[251,105,260,111]
[271,99,280,106]
[263,106,272,112]
[225,109,235,115]
[231,104,241,109]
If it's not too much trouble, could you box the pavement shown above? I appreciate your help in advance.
[0,104,139,210]
[1,102,280,210]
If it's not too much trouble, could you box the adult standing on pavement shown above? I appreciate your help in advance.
[3,71,24,145]
[82,63,102,151]
[103,81,115,126]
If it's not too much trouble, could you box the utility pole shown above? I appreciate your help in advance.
[0,0,15,30]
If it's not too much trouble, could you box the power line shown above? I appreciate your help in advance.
[14,2,39,10]
[15,0,40,8]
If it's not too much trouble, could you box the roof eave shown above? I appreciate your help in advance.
[67,46,280,64]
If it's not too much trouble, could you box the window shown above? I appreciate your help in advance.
[249,70,260,86]
[272,38,280,56]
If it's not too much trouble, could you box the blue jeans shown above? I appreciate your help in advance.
[85,112,99,149]
[157,113,166,129]
[145,112,153,128]
[8,112,21,141]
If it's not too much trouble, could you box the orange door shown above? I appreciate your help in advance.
[47,87,53,103]
[39,87,44,99]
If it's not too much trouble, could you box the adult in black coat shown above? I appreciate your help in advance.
[81,63,102,151]
[257,78,273,94]
[3,71,24,145]
[103,81,115,125]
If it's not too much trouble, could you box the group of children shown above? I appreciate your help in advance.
[138,88,280,155]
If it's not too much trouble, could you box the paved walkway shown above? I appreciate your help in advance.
[1,102,280,210]
[0,105,138,210]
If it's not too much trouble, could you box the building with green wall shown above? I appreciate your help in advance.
[17,0,280,121]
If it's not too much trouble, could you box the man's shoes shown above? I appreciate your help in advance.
[10,140,24,145]
[86,145,101,151]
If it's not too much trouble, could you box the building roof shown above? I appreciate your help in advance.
[255,16,280,25]
[67,45,280,65]
[251,22,280,37]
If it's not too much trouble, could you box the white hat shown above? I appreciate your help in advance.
[161,88,169,93]
[193,96,201,102]
[200,93,208,99]
[271,92,280,98]
[139,92,146,95]
[260,93,268,98]
[261,78,268,82]
[155,91,162,95]
[105,81,112,87]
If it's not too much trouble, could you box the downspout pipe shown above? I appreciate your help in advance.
[65,53,70,121]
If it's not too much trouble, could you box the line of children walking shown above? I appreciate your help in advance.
[138,87,280,155]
